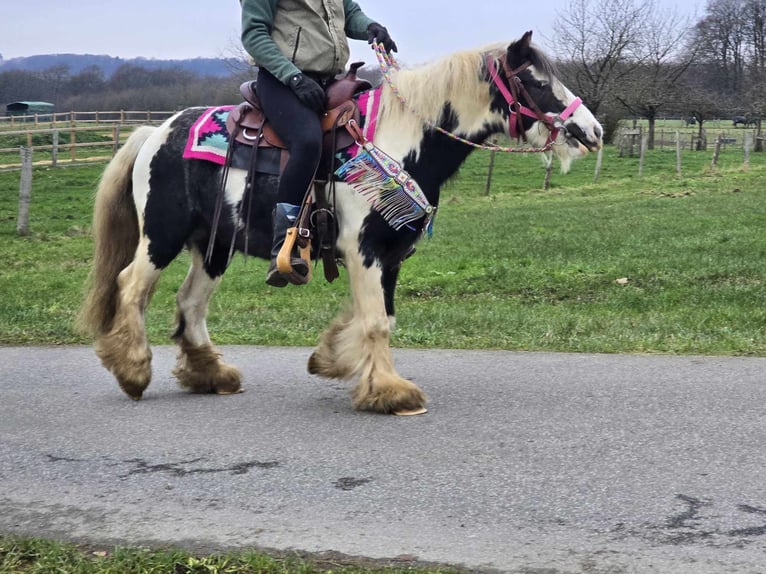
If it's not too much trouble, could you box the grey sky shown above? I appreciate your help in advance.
[2,0,704,65]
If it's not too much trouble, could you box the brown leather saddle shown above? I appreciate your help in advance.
[225,62,372,176]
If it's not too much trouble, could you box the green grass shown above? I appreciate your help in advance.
[0,535,458,574]
[1,144,765,355]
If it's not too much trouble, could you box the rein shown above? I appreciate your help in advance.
[371,43,580,154]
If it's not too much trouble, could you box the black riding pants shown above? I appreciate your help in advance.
[255,69,323,206]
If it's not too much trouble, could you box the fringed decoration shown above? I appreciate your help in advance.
[336,142,434,232]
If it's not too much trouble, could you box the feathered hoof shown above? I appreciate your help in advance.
[173,344,243,395]
[352,374,427,414]
[307,350,351,379]
[174,361,243,395]
[117,378,149,400]
[96,339,152,400]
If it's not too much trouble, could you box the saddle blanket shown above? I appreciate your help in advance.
[181,87,382,167]
[182,105,236,165]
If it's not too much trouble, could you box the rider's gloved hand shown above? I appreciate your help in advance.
[289,73,325,114]
[367,23,397,53]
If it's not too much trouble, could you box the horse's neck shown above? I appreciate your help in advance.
[383,64,497,200]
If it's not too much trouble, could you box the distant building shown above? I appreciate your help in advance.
[5,101,55,120]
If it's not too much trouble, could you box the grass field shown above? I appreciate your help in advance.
[1,143,765,570]
[1,142,765,355]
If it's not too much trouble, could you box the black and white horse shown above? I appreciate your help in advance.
[79,32,602,413]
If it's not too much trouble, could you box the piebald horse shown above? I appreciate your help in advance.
[79,32,602,413]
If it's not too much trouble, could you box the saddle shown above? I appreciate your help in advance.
[222,63,373,283]
[225,62,371,174]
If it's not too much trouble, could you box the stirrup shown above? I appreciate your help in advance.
[276,227,312,283]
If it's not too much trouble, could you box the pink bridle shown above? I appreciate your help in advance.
[487,55,582,146]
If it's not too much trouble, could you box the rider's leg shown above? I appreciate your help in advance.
[255,69,323,287]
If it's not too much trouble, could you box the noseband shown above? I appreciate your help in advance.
[487,55,582,145]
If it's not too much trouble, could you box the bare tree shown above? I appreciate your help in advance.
[691,0,749,95]
[614,6,696,148]
[550,0,655,116]
[746,0,766,73]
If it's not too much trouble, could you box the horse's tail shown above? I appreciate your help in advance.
[77,126,156,338]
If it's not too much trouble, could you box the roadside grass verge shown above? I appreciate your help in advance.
[0,535,460,574]
[1,145,765,354]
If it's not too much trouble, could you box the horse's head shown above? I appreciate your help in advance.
[489,31,602,171]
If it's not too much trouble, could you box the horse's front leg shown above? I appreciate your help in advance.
[308,246,426,414]
[172,248,242,395]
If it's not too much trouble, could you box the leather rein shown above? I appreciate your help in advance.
[486,55,582,148]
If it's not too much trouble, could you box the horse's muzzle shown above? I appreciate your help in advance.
[565,123,602,152]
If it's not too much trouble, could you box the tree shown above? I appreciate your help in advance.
[68,66,106,96]
[550,0,656,116]
[614,6,696,148]
[691,0,749,95]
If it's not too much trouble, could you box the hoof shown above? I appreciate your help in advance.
[173,344,243,395]
[118,379,147,400]
[352,374,427,414]
[394,407,428,416]
[174,362,243,395]
[96,340,152,400]
[307,351,321,375]
[307,350,350,379]
[212,363,244,395]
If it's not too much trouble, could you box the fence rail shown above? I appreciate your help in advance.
[0,124,132,169]
[0,109,174,129]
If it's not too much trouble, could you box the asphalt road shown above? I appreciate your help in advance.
[1,345,765,573]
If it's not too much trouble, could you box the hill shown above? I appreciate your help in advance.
[0,53,243,78]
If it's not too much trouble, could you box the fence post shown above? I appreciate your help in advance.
[711,134,722,168]
[744,132,751,167]
[70,125,77,163]
[17,147,33,236]
[52,130,59,167]
[675,131,682,175]
[593,145,603,183]
[112,124,121,156]
[542,152,553,190]
[638,132,648,176]
[484,147,496,196]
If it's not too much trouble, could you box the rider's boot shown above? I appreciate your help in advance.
[265,203,310,287]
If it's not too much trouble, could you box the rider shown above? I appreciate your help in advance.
[240,0,398,287]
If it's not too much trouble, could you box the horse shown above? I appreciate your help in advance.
[733,115,757,128]
[78,31,603,414]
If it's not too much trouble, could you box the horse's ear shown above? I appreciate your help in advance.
[520,30,533,47]
[507,31,533,67]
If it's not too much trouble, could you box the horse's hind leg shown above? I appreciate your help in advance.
[172,248,242,395]
[308,247,426,414]
[95,237,160,399]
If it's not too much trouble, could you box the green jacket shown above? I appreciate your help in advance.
[241,0,375,84]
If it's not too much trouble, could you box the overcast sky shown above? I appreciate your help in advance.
[2,0,704,66]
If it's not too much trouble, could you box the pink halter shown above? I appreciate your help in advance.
[486,55,582,145]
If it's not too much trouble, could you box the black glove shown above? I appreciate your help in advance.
[367,22,397,53]
[289,73,326,113]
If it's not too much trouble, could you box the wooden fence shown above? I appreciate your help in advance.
[0,110,174,129]
[0,125,131,169]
